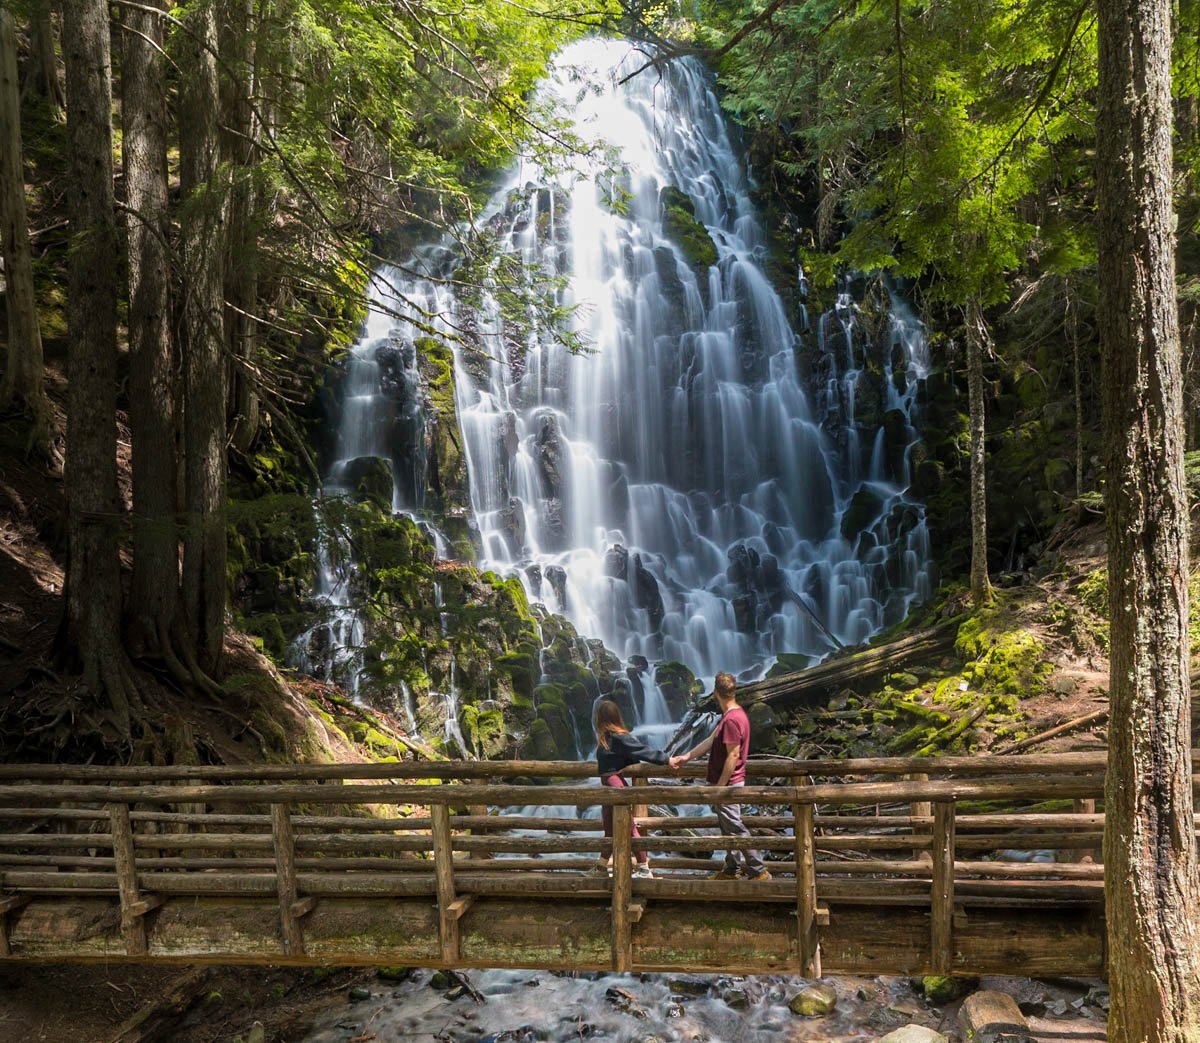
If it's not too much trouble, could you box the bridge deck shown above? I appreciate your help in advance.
[0,753,1190,976]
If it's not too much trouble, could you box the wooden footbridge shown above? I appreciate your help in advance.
[0,753,1186,977]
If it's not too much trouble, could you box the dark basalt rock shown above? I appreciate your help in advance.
[535,413,565,499]
[604,543,629,581]
[544,565,568,606]
[498,497,527,555]
[632,553,665,631]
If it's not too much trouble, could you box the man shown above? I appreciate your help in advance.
[669,672,770,881]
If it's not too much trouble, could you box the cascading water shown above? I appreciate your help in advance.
[301,37,933,744]
[400,39,931,683]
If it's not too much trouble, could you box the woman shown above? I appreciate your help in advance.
[592,698,668,879]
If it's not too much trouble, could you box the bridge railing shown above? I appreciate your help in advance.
[0,754,1196,972]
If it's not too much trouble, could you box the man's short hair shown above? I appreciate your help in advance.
[714,672,736,696]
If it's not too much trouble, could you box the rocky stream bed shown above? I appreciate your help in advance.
[298,967,1110,1043]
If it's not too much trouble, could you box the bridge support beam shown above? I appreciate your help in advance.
[432,804,463,964]
[271,804,304,956]
[930,800,956,974]
[792,795,821,978]
[611,804,633,972]
[108,802,149,956]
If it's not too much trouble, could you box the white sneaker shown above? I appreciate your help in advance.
[632,864,655,879]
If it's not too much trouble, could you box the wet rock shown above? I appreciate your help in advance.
[789,983,838,1016]
[340,455,394,507]
[376,966,410,982]
[430,970,454,989]
[732,592,757,632]
[535,413,565,498]
[542,497,566,549]
[840,484,886,540]
[659,185,718,270]
[667,977,710,996]
[654,245,688,315]
[654,660,699,717]
[877,1027,948,1043]
[347,986,371,1002]
[604,543,630,581]
[544,565,568,606]
[446,985,469,1000]
[665,1002,685,1018]
[498,497,527,554]
[722,988,750,1009]
[631,554,665,630]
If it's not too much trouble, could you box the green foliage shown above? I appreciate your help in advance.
[700,0,1100,308]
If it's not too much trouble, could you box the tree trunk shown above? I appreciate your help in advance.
[22,0,65,112]
[60,0,132,735]
[221,0,261,452]
[122,0,180,664]
[963,299,992,607]
[178,0,228,679]
[0,7,51,445]
[1097,0,1200,1038]
[1066,281,1085,495]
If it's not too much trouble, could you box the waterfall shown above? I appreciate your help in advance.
[304,37,933,725]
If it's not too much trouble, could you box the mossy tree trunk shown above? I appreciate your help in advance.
[60,0,134,736]
[1097,0,1200,1037]
[122,0,184,672]
[963,298,992,607]
[0,8,52,452]
[178,0,229,680]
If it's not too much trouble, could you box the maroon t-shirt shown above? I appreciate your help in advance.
[706,705,750,784]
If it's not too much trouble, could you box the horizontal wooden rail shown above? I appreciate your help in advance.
[3,749,1191,783]
[0,773,1135,808]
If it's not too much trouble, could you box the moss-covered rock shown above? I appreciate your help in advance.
[659,185,718,270]
[954,609,1053,696]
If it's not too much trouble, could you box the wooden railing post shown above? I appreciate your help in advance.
[611,803,633,973]
[792,776,821,978]
[930,800,956,974]
[108,802,148,955]
[431,803,472,964]
[271,803,304,956]
[1066,798,1097,863]
[910,772,932,862]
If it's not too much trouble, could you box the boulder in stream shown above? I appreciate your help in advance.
[789,982,838,1016]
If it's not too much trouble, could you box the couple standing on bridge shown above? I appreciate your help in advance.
[592,671,771,882]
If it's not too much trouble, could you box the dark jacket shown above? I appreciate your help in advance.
[596,731,669,776]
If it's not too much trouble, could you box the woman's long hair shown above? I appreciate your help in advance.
[594,698,629,751]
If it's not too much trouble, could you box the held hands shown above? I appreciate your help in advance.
[668,753,689,771]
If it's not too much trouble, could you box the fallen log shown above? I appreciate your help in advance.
[996,708,1108,754]
[666,619,961,752]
